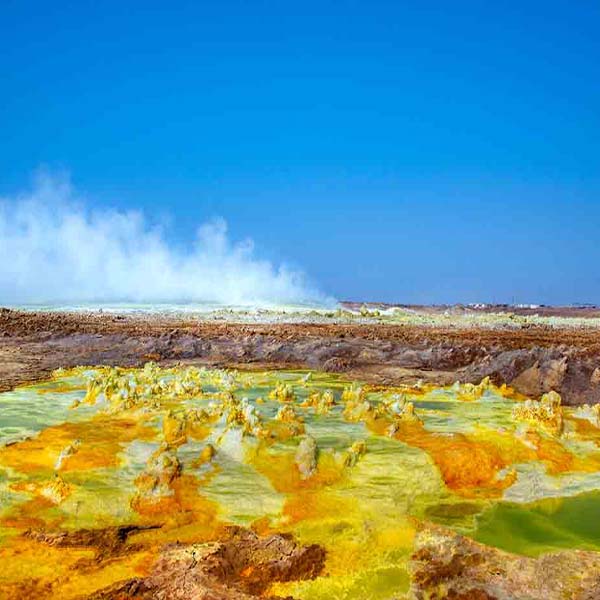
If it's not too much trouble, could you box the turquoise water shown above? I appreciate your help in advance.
[473,490,600,556]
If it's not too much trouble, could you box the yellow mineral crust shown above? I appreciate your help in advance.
[299,389,336,414]
[452,376,493,401]
[513,390,564,435]
[10,473,72,505]
[4,364,600,600]
[572,403,600,429]
[342,440,367,467]
[195,443,216,465]
[0,535,154,600]
[0,415,156,474]
[163,410,189,446]
[269,381,296,402]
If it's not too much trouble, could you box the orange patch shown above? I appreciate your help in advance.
[363,417,528,497]
[568,415,600,448]
[1,496,63,530]
[0,535,154,600]
[0,415,156,474]
[131,472,221,534]
[240,565,255,577]
[525,429,600,474]
[282,489,353,525]
[251,446,344,495]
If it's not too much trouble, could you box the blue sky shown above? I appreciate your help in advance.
[1,1,599,304]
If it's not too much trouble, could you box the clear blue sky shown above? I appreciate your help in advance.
[1,1,599,304]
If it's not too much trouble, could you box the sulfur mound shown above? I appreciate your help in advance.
[300,389,336,414]
[513,390,564,435]
[269,382,296,403]
[295,435,318,480]
[132,443,182,507]
[41,474,73,504]
[343,440,367,467]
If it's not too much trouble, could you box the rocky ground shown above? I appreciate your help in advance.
[1,307,599,405]
[409,523,600,599]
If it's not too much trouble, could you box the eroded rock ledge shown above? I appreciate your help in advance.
[1,308,599,404]
[410,523,600,599]
[84,527,326,600]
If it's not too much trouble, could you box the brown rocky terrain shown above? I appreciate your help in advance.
[1,307,599,404]
[410,523,600,599]
[85,527,326,600]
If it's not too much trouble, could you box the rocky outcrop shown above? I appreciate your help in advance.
[1,309,599,405]
[410,524,600,600]
[461,348,600,405]
[25,525,159,561]
[86,527,326,599]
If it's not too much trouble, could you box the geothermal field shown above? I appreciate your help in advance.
[3,0,599,596]
[1,304,600,599]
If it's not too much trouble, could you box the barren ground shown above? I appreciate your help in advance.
[1,307,599,404]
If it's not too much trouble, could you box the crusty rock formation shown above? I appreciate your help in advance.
[410,523,600,600]
[85,527,326,600]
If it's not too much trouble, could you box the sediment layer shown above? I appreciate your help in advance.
[1,308,599,404]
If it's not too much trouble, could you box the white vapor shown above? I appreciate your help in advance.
[0,175,331,307]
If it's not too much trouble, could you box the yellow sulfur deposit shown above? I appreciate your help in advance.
[300,389,336,414]
[513,390,564,435]
[269,381,296,402]
[342,440,367,467]
[2,365,600,599]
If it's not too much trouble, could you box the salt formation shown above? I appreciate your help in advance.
[163,410,188,446]
[54,439,81,470]
[38,474,73,504]
[295,435,318,479]
[513,390,564,435]
[76,362,208,412]
[196,443,216,465]
[341,383,366,404]
[274,404,305,437]
[269,382,296,403]
[384,394,421,436]
[452,376,493,401]
[573,403,600,428]
[134,443,182,505]
[341,384,374,422]
[300,389,336,414]
[343,440,367,467]
[222,395,265,437]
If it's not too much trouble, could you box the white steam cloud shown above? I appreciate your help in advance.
[0,174,331,307]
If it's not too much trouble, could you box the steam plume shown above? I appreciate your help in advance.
[0,174,330,307]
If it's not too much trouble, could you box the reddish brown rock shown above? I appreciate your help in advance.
[86,527,326,600]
